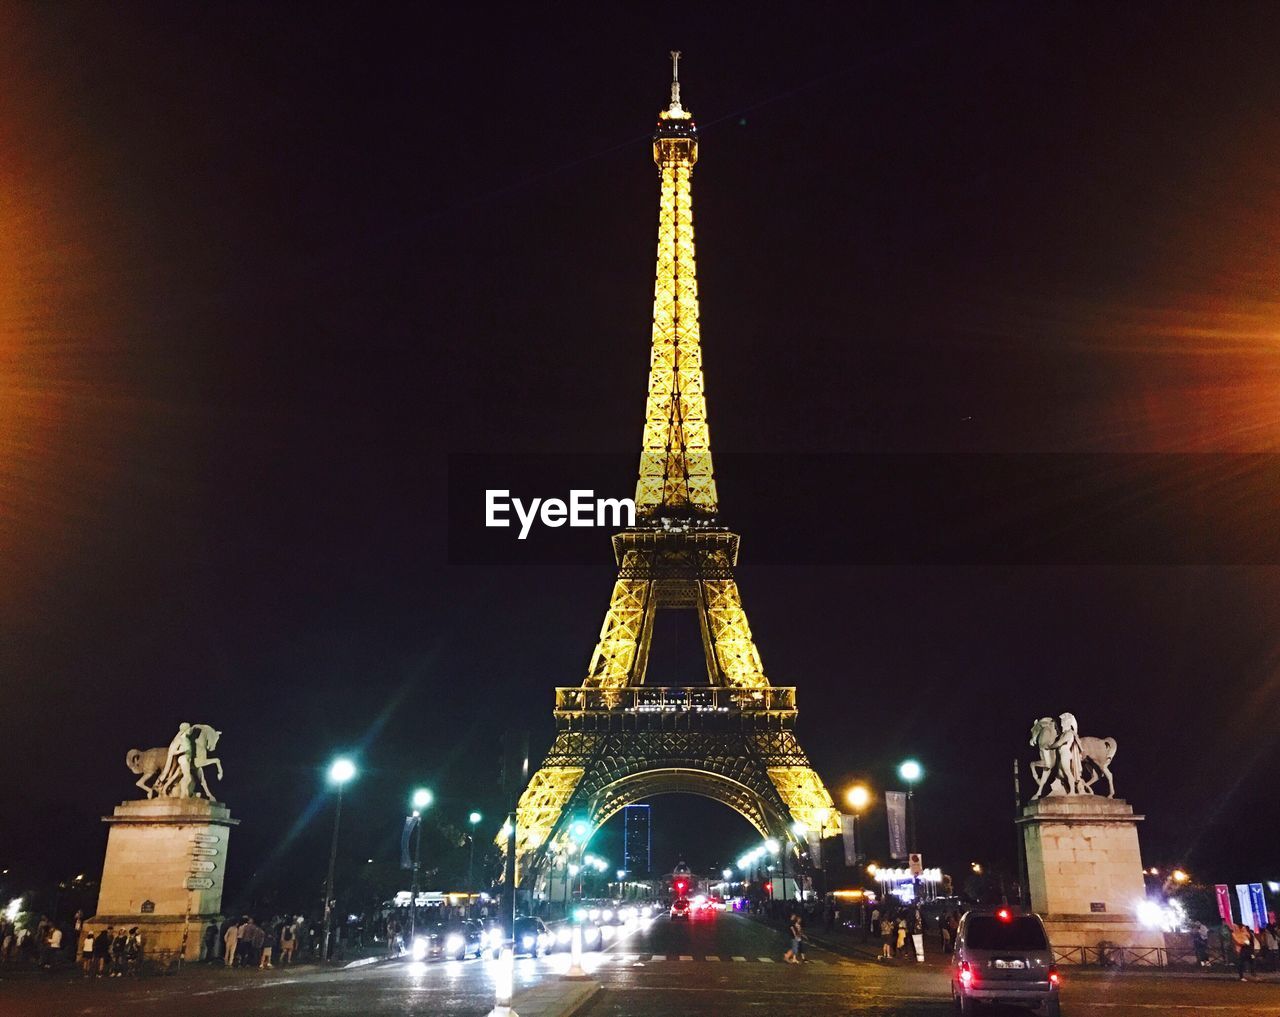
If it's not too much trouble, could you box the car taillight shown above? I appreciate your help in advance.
[1048,965,1061,987]
[959,961,974,988]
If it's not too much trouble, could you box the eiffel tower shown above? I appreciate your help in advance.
[511,54,839,889]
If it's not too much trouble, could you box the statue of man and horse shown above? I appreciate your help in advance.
[126,723,224,802]
[1029,712,1117,798]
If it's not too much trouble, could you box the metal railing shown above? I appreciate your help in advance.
[555,686,796,715]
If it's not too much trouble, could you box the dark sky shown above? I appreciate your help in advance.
[4,3,1280,910]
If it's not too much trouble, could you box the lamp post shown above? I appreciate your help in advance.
[898,760,923,854]
[790,820,808,902]
[408,788,432,941]
[764,838,780,903]
[467,811,482,912]
[322,757,357,963]
[846,785,870,866]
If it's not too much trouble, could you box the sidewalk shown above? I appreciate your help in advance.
[511,978,599,1017]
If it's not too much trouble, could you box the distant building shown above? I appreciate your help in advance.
[623,805,651,877]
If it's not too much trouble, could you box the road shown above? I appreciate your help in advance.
[2,910,1279,1016]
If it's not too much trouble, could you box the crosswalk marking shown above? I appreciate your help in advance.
[706,955,720,961]
[679,955,693,961]
[758,956,775,962]
[732,955,747,962]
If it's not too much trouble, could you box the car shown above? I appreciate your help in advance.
[670,897,691,920]
[413,920,484,961]
[951,907,1061,1016]
[512,916,551,957]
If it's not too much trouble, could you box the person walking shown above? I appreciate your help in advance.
[896,915,908,957]
[223,918,240,967]
[279,922,296,966]
[783,912,806,963]
[1233,923,1257,981]
[1191,920,1210,968]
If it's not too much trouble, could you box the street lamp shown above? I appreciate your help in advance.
[898,760,923,854]
[408,788,433,940]
[846,784,870,865]
[322,758,357,963]
[466,811,483,910]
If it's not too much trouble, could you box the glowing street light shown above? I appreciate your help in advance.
[412,788,433,811]
[764,838,780,855]
[322,757,357,962]
[1171,869,1189,884]
[866,863,879,877]
[899,759,923,783]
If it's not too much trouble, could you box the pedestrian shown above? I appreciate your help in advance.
[1,920,14,964]
[910,905,925,963]
[1233,923,1256,981]
[44,925,63,970]
[93,925,112,976]
[80,929,96,977]
[896,915,908,957]
[202,920,218,962]
[223,918,240,967]
[782,911,805,963]
[1191,920,1210,968]
[126,928,143,975]
[259,921,273,970]
[279,922,296,966]
[110,927,129,977]
[879,912,895,961]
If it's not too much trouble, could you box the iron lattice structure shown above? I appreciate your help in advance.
[508,56,839,888]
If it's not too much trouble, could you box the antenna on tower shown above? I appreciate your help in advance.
[670,50,682,107]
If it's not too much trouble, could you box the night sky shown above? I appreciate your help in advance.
[4,4,1280,911]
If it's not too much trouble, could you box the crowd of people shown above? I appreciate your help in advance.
[211,914,308,968]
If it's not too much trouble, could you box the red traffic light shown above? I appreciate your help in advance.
[997,908,1011,922]
[764,881,773,893]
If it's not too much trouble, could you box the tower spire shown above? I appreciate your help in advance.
[637,54,716,518]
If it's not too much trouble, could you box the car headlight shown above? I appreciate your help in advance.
[521,935,535,949]
[445,934,464,953]
[588,908,600,921]
[411,937,428,961]
[557,927,572,945]
[601,908,613,921]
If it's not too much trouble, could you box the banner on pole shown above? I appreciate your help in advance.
[886,791,908,861]
[1215,884,1233,924]
[1236,884,1255,931]
[840,813,858,867]
[807,833,823,869]
[401,815,420,870]
[1249,884,1268,932]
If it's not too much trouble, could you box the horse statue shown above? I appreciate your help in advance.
[1029,713,1117,798]
[126,723,224,801]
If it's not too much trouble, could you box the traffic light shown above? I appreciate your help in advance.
[764,881,773,894]
[674,878,688,895]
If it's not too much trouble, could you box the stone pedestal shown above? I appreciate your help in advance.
[85,799,238,961]
[1018,797,1163,963]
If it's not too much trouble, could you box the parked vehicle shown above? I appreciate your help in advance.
[951,907,1061,1015]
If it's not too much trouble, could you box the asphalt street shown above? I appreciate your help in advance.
[2,911,1279,1016]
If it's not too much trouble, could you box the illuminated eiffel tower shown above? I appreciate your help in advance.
[510,54,839,887]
